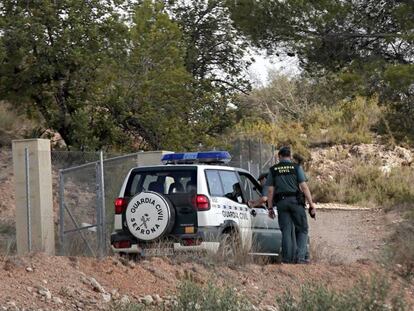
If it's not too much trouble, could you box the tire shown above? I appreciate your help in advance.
[218,232,241,260]
[125,191,176,242]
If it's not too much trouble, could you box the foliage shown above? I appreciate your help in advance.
[0,0,128,149]
[236,94,382,158]
[173,281,252,311]
[169,0,251,95]
[227,0,413,80]
[277,275,408,311]
[309,164,414,206]
[387,207,414,279]
[98,0,198,150]
[227,0,414,144]
[0,0,245,151]
[166,0,253,149]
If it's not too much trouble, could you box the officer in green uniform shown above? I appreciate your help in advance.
[266,147,316,263]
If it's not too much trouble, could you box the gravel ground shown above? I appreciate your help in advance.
[309,208,397,264]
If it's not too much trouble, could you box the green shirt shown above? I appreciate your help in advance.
[266,160,307,193]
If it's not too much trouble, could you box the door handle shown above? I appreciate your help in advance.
[250,209,257,217]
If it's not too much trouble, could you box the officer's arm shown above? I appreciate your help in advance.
[267,186,274,210]
[299,182,315,208]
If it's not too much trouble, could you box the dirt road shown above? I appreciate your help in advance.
[309,207,397,264]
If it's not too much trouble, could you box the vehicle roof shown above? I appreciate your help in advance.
[130,164,252,175]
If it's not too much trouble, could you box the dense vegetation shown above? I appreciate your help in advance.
[112,278,409,311]
[0,0,249,151]
[1,0,413,152]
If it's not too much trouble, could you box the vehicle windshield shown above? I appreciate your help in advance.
[125,168,197,197]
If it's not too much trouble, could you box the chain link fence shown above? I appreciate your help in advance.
[52,151,140,257]
[229,139,276,178]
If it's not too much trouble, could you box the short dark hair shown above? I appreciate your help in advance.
[258,172,268,181]
[278,146,291,157]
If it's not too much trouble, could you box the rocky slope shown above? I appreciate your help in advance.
[0,253,413,311]
[310,143,413,182]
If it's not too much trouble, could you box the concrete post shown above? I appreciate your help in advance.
[136,151,173,166]
[12,139,55,255]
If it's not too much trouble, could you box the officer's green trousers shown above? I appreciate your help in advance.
[276,197,309,263]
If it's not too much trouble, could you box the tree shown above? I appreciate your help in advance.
[99,0,198,151]
[0,0,128,149]
[228,0,413,71]
[169,0,252,95]
[227,0,414,142]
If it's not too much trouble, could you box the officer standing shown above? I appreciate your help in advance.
[267,147,316,264]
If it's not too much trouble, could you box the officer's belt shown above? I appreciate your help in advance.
[274,191,297,202]
[275,191,297,197]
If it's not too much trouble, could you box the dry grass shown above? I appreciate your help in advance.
[276,275,409,311]
[386,206,414,279]
[309,239,345,266]
[310,165,414,206]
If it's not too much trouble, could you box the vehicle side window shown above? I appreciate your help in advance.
[205,170,224,196]
[218,170,244,203]
[239,173,262,202]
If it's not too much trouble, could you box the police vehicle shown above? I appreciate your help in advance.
[110,151,282,260]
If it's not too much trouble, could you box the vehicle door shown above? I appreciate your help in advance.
[238,172,281,255]
[204,169,252,249]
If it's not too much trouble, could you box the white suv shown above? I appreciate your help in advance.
[110,151,282,260]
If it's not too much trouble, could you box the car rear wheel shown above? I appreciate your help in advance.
[218,232,241,260]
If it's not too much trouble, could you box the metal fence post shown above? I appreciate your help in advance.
[259,139,263,171]
[24,147,32,252]
[99,150,106,257]
[95,162,102,258]
[59,170,65,255]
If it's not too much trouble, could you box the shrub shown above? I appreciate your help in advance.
[110,281,253,311]
[387,207,414,278]
[0,102,18,131]
[310,165,414,206]
[277,276,408,311]
[304,96,382,147]
[235,96,382,159]
[174,281,252,311]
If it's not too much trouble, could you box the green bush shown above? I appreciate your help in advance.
[304,96,382,147]
[110,281,253,311]
[174,281,252,311]
[277,276,408,311]
[236,96,382,159]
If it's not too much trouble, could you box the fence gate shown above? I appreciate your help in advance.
[58,152,106,257]
[57,152,146,257]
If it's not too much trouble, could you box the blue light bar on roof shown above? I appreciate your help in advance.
[162,151,231,164]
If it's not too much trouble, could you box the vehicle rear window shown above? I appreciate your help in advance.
[205,170,224,196]
[125,168,197,197]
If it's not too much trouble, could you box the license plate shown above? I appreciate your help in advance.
[141,248,174,257]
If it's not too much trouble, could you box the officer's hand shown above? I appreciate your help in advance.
[309,203,316,219]
[268,208,276,219]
